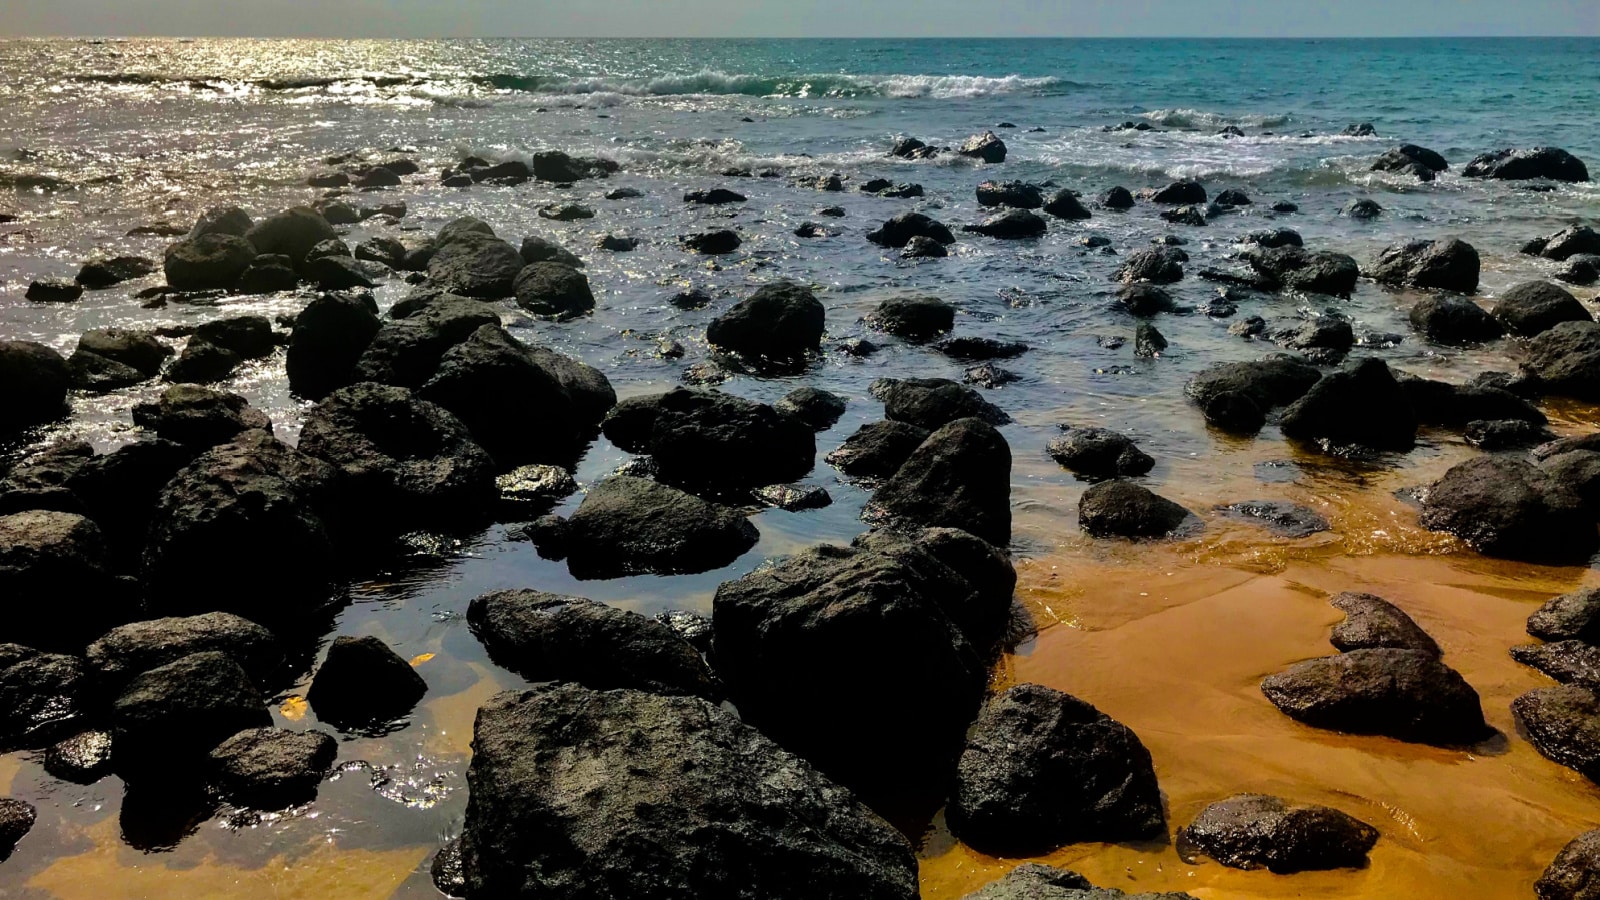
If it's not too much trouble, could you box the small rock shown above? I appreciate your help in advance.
[306,635,428,729]
[1178,794,1378,873]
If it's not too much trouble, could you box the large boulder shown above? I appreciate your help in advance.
[0,440,92,515]
[1369,238,1479,293]
[110,650,272,780]
[87,612,280,692]
[0,341,70,432]
[706,281,825,371]
[512,262,594,321]
[1261,648,1490,746]
[1514,685,1600,783]
[0,510,125,650]
[1409,295,1505,345]
[558,476,757,579]
[69,329,172,390]
[1398,376,1543,428]
[866,213,955,248]
[1243,247,1360,297]
[1463,147,1589,182]
[1538,830,1600,900]
[0,643,89,749]
[419,325,587,468]
[1178,794,1379,874]
[1079,480,1196,539]
[306,634,427,728]
[635,388,815,490]
[850,527,1017,649]
[775,386,846,431]
[868,418,1012,547]
[452,684,919,900]
[354,294,499,389]
[949,683,1164,856]
[519,235,583,268]
[1494,281,1593,337]
[1280,357,1417,452]
[1420,455,1598,563]
[130,384,270,450]
[877,377,1010,430]
[1512,642,1600,692]
[163,234,257,290]
[298,383,497,531]
[243,207,338,268]
[1537,226,1600,262]
[142,431,342,622]
[712,543,987,815]
[427,232,524,298]
[285,292,383,400]
[1048,427,1154,479]
[826,420,931,477]
[466,589,717,699]
[66,439,196,568]
[207,726,337,810]
[1526,321,1600,401]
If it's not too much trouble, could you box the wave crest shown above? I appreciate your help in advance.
[1140,108,1294,130]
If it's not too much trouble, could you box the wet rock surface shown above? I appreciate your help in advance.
[558,476,758,578]
[207,726,338,810]
[1329,592,1440,655]
[868,417,1012,546]
[306,635,427,729]
[960,864,1197,900]
[1047,426,1154,479]
[1178,794,1379,873]
[1538,829,1600,900]
[1079,480,1197,539]
[1216,500,1330,538]
[1262,648,1489,746]
[0,643,89,749]
[111,650,272,780]
[1419,456,1597,563]
[1514,685,1600,783]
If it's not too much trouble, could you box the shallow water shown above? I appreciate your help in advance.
[1,36,1599,899]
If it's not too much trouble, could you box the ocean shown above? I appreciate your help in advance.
[1,36,1599,898]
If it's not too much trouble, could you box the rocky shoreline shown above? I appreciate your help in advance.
[1,128,1599,897]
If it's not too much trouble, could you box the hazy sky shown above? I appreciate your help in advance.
[7,0,1599,38]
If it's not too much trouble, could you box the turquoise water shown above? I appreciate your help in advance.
[0,37,1598,897]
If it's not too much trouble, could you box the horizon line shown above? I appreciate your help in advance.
[2,33,1595,40]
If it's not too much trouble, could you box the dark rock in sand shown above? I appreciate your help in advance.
[0,643,89,749]
[208,726,337,810]
[467,589,717,698]
[1116,247,1184,284]
[964,209,1047,239]
[949,683,1165,856]
[1218,500,1331,538]
[427,233,523,299]
[1420,456,1597,563]
[1515,685,1600,783]
[827,420,931,477]
[1262,648,1489,745]
[1494,281,1593,337]
[1409,295,1505,345]
[775,386,846,431]
[1538,829,1600,900]
[1330,592,1439,655]
[1079,480,1196,539]
[163,233,257,291]
[1463,147,1590,182]
[419,325,589,468]
[88,612,280,692]
[1244,246,1361,297]
[518,234,583,268]
[680,229,741,254]
[111,651,271,780]
[512,262,594,321]
[143,431,341,621]
[1370,238,1480,293]
[976,180,1043,209]
[712,543,987,815]
[959,131,1008,163]
[1280,357,1417,452]
[1512,642,1600,693]
[867,212,955,248]
[286,292,382,400]
[960,864,1198,900]
[131,384,270,449]
[298,382,496,531]
[1529,587,1600,644]
[1525,321,1600,401]
[453,683,919,900]
[1179,794,1378,874]
[306,635,427,728]
[868,295,955,342]
[706,280,825,370]
[560,476,756,578]
[869,418,1011,546]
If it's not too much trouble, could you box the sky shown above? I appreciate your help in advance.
[5,0,1599,38]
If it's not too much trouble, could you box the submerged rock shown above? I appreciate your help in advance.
[964,209,1047,239]
[1329,592,1440,655]
[1217,500,1331,538]
[949,683,1164,856]
[467,589,717,699]
[960,864,1197,900]
[1178,794,1379,874]
[452,684,919,900]
[208,727,337,810]
[560,476,757,578]
[306,635,427,728]
[1261,648,1489,746]
[867,295,956,342]
[680,229,741,254]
